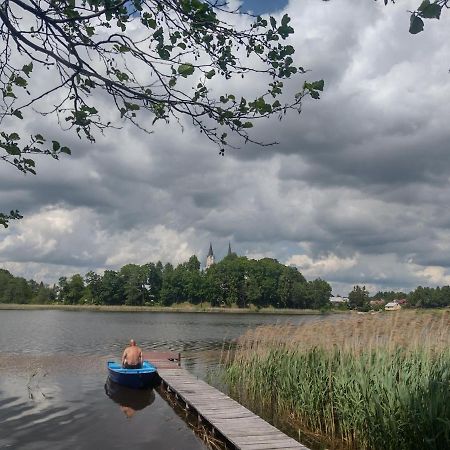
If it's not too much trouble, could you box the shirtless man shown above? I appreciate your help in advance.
[122,339,143,369]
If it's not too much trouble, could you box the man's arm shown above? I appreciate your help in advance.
[122,349,128,365]
[139,349,143,365]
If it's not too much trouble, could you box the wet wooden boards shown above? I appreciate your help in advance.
[157,367,309,450]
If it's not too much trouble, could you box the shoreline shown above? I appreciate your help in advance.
[0,303,340,315]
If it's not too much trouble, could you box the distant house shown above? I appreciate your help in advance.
[385,301,401,311]
[370,299,385,309]
[330,295,349,305]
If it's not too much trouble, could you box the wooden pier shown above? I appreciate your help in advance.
[145,352,309,450]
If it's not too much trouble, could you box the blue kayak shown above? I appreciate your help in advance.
[107,361,159,389]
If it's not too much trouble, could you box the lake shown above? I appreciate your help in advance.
[0,310,335,449]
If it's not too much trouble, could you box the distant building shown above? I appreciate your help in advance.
[330,295,349,305]
[205,242,236,269]
[206,243,215,269]
[370,299,386,308]
[385,301,401,311]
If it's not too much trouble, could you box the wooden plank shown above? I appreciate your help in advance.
[226,435,298,443]
[219,431,285,438]
[201,411,253,419]
[239,443,303,450]
[157,367,309,450]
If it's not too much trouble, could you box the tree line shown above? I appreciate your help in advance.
[2,260,449,309]
[346,285,450,310]
[0,254,332,309]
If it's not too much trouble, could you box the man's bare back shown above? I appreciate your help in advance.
[122,339,143,368]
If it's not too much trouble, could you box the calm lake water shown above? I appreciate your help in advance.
[0,310,334,449]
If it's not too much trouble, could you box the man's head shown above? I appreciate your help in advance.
[130,339,136,346]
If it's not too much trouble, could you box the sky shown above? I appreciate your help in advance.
[1,0,450,296]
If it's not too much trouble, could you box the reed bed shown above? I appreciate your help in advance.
[225,311,450,450]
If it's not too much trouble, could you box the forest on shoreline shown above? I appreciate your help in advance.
[0,254,449,309]
[0,254,331,309]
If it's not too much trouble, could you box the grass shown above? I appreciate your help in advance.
[224,311,450,450]
[0,302,328,315]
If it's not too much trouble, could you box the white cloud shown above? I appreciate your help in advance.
[413,266,450,286]
[287,253,358,276]
[104,225,196,267]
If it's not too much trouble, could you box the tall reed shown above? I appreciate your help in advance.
[225,311,450,450]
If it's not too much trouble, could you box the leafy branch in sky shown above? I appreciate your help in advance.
[380,0,447,33]
[409,0,447,34]
[0,209,22,228]
[0,0,326,226]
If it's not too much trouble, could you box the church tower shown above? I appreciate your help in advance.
[206,243,215,269]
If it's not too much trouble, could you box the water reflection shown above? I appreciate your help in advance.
[104,378,155,419]
[0,374,206,450]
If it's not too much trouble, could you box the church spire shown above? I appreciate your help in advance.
[228,242,232,256]
[206,243,215,269]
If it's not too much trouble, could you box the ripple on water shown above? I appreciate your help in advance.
[0,366,206,450]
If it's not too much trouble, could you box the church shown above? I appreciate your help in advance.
[205,242,233,269]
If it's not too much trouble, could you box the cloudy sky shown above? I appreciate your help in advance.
[1,0,450,296]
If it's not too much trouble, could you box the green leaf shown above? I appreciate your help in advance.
[9,132,19,141]
[281,14,290,27]
[278,23,294,39]
[205,69,216,79]
[23,158,35,167]
[60,146,71,155]
[22,62,33,77]
[85,26,95,37]
[116,45,130,53]
[283,45,295,56]
[13,75,28,88]
[3,91,17,99]
[242,122,253,129]
[420,3,442,19]
[270,16,277,29]
[409,15,424,34]
[418,0,430,12]
[311,80,325,91]
[12,110,23,119]
[52,140,60,151]
[178,63,195,77]
[5,145,21,155]
[143,15,157,29]
[124,102,140,111]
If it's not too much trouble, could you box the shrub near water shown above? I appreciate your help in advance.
[225,312,450,450]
